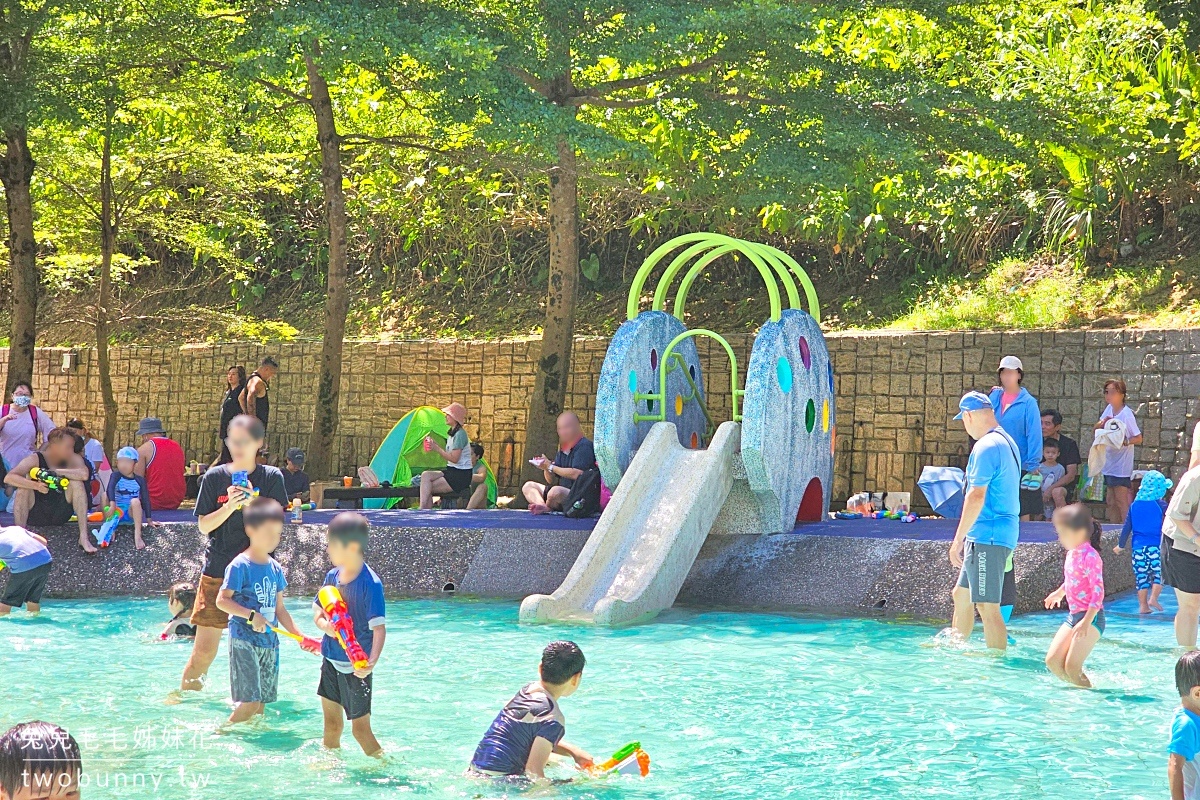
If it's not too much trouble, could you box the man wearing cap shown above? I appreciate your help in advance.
[987,355,1043,521]
[135,417,187,511]
[418,402,475,509]
[283,447,310,502]
[949,391,1022,650]
[521,411,598,515]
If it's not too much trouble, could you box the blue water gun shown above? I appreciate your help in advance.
[93,505,124,548]
[231,470,259,507]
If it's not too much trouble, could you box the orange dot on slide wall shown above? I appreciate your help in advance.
[690,431,699,449]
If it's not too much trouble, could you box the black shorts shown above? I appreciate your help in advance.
[441,467,473,493]
[27,489,72,527]
[1104,475,1132,489]
[317,658,373,720]
[1019,488,1043,518]
[1,562,51,608]
[1163,534,1200,595]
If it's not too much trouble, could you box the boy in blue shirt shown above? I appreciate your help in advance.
[1169,650,1200,800]
[471,641,593,781]
[0,526,52,616]
[216,497,313,724]
[313,512,386,756]
[1115,469,1171,614]
[107,446,152,550]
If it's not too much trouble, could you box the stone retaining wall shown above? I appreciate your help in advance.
[3,327,1194,504]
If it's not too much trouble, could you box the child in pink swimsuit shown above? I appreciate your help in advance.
[1043,503,1106,688]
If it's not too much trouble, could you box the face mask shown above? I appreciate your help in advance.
[13,395,31,408]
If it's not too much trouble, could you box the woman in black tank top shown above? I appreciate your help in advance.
[214,366,246,465]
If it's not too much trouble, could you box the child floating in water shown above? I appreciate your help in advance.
[162,582,198,640]
[470,641,594,781]
[0,720,82,800]
[1115,469,1170,614]
[1169,650,1200,800]
[1043,504,1106,688]
[0,525,52,617]
[216,497,314,724]
[107,446,152,550]
[313,513,386,756]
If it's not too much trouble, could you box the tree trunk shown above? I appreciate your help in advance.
[96,112,118,455]
[0,124,37,392]
[303,48,349,481]
[522,134,579,473]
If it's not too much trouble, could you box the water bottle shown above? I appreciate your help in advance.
[290,498,303,524]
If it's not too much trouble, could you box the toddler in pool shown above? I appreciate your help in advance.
[1170,650,1200,800]
[1114,469,1170,613]
[1043,504,1105,688]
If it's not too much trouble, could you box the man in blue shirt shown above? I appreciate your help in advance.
[949,391,1021,651]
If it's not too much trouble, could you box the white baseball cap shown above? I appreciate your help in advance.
[998,355,1023,371]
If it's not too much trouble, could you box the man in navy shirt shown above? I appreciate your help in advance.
[521,413,597,514]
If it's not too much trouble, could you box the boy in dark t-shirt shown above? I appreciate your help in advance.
[470,641,593,781]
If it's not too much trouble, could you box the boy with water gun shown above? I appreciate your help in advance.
[470,641,594,781]
[215,497,319,724]
[312,512,386,756]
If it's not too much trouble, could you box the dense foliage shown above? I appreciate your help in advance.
[3,0,1200,340]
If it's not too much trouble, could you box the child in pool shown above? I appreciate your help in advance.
[1170,650,1200,800]
[470,641,594,781]
[106,446,152,550]
[313,513,386,756]
[162,582,197,639]
[0,526,52,617]
[0,720,82,800]
[215,497,315,724]
[1115,469,1171,614]
[1043,504,1106,688]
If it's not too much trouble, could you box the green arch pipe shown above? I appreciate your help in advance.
[673,244,801,321]
[650,240,728,314]
[751,243,820,321]
[627,232,783,322]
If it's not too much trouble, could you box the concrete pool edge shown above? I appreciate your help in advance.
[12,518,1136,619]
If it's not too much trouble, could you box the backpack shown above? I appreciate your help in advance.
[2,404,38,431]
[564,468,602,518]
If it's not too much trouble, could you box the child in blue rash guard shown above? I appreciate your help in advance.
[216,498,313,725]
[107,446,152,550]
[470,641,594,782]
[0,526,52,616]
[1115,469,1171,614]
[313,512,386,757]
[1170,651,1200,800]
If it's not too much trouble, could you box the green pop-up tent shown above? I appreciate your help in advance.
[365,406,497,509]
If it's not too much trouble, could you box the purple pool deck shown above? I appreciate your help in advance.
[1,509,1129,620]
[33,507,1069,542]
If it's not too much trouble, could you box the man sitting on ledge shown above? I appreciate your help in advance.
[522,412,596,515]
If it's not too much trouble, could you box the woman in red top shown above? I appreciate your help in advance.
[134,417,187,510]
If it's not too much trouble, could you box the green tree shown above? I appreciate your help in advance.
[0,1,54,392]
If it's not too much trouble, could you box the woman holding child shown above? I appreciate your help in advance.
[1094,378,1142,524]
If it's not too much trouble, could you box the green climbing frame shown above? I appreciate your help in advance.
[625,233,821,429]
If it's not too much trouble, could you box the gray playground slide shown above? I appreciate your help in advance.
[519,421,739,626]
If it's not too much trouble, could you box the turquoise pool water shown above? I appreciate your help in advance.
[0,598,1167,798]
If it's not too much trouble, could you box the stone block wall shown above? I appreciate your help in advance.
[2,327,1194,503]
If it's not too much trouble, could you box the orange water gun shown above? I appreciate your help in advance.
[590,742,651,777]
[316,585,370,669]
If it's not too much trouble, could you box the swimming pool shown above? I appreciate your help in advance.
[0,597,1166,798]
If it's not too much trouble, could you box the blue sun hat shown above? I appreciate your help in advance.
[1136,470,1173,502]
[116,446,139,462]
